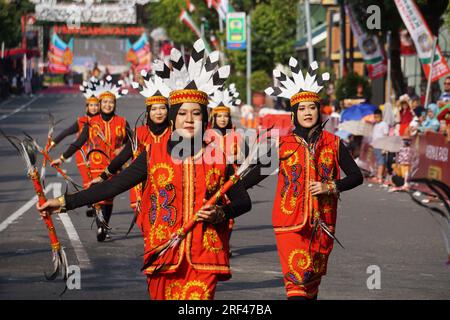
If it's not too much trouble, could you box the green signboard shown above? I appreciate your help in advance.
[226,12,246,50]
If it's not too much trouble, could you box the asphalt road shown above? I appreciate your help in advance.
[0,92,448,300]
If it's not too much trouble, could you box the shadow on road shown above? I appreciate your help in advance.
[217,278,283,292]
[231,244,277,257]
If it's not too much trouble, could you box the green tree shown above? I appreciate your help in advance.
[0,0,34,48]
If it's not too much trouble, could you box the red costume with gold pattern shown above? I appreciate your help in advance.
[140,142,232,300]
[75,116,93,188]
[88,114,127,205]
[129,126,171,212]
[272,131,340,298]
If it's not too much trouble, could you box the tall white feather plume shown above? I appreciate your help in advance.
[209,83,241,113]
[265,59,330,100]
[156,39,230,97]
[132,69,171,99]
[79,77,101,99]
[95,76,128,99]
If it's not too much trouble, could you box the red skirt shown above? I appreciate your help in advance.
[146,258,218,300]
[275,227,333,299]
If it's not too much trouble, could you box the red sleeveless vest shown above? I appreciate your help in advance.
[87,114,127,178]
[130,127,171,210]
[272,130,340,234]
[139,140,231,279]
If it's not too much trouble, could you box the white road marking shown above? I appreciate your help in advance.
[0,97,38,121]
[52,183,91,269]
[0,183,55,233]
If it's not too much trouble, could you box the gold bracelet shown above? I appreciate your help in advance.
[104,167,113,178]
[326,181,338,195]
[50,140,56,147]
[56,195,67,213]
[59,155,66,162]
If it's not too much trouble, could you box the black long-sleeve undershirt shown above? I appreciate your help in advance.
[242,139,363,192]
[100,140,133,180]
[335,141,364,192]
[62,120,131,159]
[65,151,252,219]
[53,121,79,145]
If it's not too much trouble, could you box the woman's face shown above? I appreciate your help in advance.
[215,112,230,129]
[100,96,116,114]
[175,103,203,138]
[400,102,409,111]
[148,104,168,124]
[427,109,435,119]
[87,101,99,115]
[296,102,319,129]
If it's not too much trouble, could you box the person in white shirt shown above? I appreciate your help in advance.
[372,109,389,183]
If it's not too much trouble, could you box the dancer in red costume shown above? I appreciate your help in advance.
[52,76,131,241]
[265,58,363,299]
[49,78,100,217]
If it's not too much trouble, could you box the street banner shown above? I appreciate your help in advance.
[179,9,201,38]
[394,0,450,82]
[226,12,246,50]
[206,0,231,21]
[400,29,416,56]
[345,5,387,80]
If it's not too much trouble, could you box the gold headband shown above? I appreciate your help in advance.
[99,91,116,101]
[212,105,231,114]
[86,96,99,104]
[145,96,168,106]
[290,91,321,106]
[169,89,209,106]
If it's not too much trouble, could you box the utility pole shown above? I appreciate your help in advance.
[386,31,392,104]
[304,0,314,64]
[339,0,347,78]
[424,37,438,108]
[246,12,252,106]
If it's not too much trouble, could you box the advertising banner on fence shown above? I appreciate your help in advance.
[358,132,449,194]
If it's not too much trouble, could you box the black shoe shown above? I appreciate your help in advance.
[97,227,106,242]
[86,208,95,217]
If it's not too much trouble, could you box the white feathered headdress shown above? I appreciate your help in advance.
[153,39,230,106]
[265,58,329,106]
[93,75,129,100]
[209,83,241,114]
[131,69,171,106]
[79,77,100,103]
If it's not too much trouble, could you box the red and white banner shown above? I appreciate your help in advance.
[179,9,201,38]
[395,0,450,82]
[346,5,386,80]
[400,29,416,56]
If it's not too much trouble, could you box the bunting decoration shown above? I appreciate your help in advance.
[48,33,73,74]
[126,33,151,73]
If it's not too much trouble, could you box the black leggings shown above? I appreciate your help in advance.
[96,204,113,227]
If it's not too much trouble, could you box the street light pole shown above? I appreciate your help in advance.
[424,37,438,108]
[304,0,314,64]
[386,31,392,105]
[246,13,252,106]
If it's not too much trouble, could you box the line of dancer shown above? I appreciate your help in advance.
[37,39,363,300]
